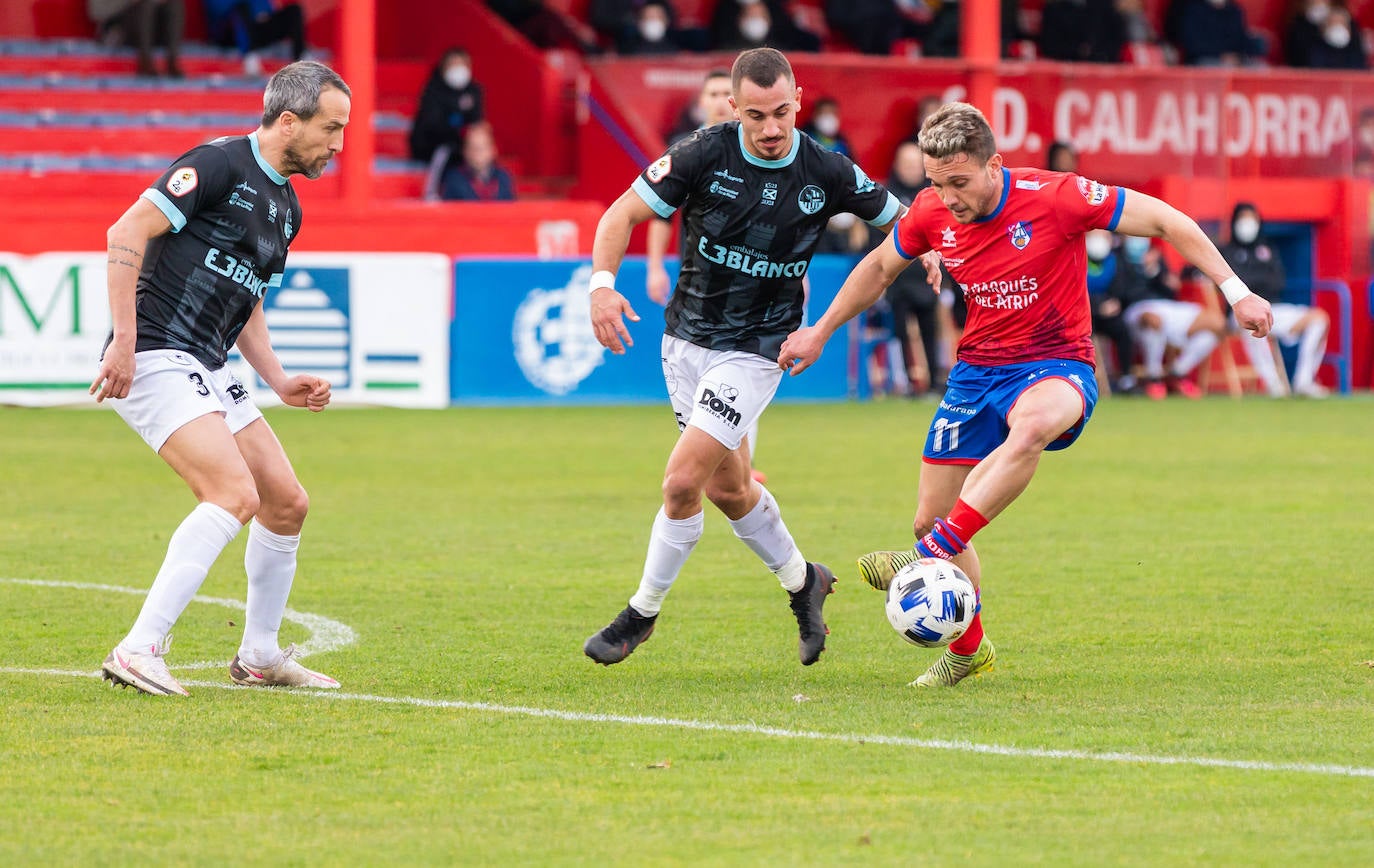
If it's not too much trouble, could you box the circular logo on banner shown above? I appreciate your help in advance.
[797,185,826,215]
[512,265,606,395]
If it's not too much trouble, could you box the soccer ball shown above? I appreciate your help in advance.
[885,558,978,648]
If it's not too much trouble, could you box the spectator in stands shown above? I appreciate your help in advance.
[867,141,944,395]
[617,0,690,54]
[409,48,485,164]
[802,97,852,158]
[1117,235,1224,399]
[1038,0,1126,63]
[1297,3,1363,68]
[486,0,601,52]
[823,0,905,56]
[440,122,516,202]
[591,0,707,53]
[710,0,822,53]
[1085,230,1143,394]
[903,95,943,144]
[205,0,307,75]
[1218,202,1331,397]
[1046,140,1079,173]
[921,0,1023,58]
[1353,107,1374,176]
[1170,0,1265,66]
[89,0,185,79]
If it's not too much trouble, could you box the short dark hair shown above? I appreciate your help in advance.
[1046,140,1077,171]
[730,47,793,93]
[918,102,997,165]
[261,61,351,127]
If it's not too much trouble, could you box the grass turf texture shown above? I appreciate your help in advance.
[2,398,1372,864]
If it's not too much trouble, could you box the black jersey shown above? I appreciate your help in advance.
[116,133,302,369]
[633,122,899,358]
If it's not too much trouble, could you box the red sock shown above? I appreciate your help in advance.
[949,612,984,656]
[945,499,989,544]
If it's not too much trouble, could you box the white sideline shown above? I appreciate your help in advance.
[1,577,356,669]
[1,666,1372,780]
[4,576,1372,780]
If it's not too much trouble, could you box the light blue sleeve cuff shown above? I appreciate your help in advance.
[632,176,676,219]
[865,192,901,228]
[141,188,187,233]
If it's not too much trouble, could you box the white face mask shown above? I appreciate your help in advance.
[1085,232,1113,261]
[1233,216,1260,244]
[1306,2,1331,25]
[1122,235,1151,262]
[1324,24,1351,48]
[444,66,471,90]
[741,17,770,42]
[639,18,667,42]
[813,114,840,138]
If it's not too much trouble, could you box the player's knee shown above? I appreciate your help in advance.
[662,471,704,513]
[214,486,260,525]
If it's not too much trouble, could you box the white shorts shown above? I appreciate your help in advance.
[1269,302,1314,346]
[1124,299,1203,347]
[661,334,781,451]
[109,349,262,452]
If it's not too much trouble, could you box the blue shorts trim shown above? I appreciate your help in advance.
[922,359,1099,464]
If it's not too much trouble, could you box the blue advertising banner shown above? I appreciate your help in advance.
[451,255,863,405]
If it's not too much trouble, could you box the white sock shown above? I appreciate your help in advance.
[1137,328,1167,378]
[1171,330,1219,377]
[1292,320,1329,391]
[239,520,300,667]
[628,508,703,616]
[1241,332,1287,396]
[122,502,243,653]
[728,486,807,592]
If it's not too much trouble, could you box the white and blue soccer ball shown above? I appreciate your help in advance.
[885,558,978,648]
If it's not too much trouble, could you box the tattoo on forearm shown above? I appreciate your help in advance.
[107,244,143,270]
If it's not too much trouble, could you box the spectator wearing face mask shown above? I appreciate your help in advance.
[1084,230,1145,395]
[1284,0,1365,68]
[618,0,688,54]
[802,97,852,159]
[709,0,821,52]
[1218,203,1332,397]
[409,47,484,164]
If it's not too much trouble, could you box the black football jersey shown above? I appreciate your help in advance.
[114,133,302,369]
[633,122,899,358]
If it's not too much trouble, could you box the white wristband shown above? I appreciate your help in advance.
[1218,276,1252,305]
[588,270,616,294]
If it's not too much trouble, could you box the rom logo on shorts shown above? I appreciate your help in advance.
[698,382,741,428]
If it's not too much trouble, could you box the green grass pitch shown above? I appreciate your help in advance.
[2,396,1372,864]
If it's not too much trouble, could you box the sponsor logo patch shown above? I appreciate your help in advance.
[646,155,672,183]
[941,226,957,248]
[1016,178,1044,191]
[1076,176,1109,206]
[166,167,198,197]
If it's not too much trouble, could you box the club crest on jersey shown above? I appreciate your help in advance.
[797,185,826,215]
[1076,176,1109,206]
[166,167,198,197]
[1007,221,1032,250]
[646,155,672,184]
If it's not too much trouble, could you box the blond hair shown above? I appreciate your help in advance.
[917,102,997,164]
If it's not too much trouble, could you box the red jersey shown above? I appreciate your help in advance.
[893,167,1124,367]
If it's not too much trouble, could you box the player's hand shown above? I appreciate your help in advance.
[278,375,331,412]
[646,263,670,305]
[778,326,826,376]
[918,250,944,292]
[590,287,640,355]
[1232,293,1273,339]
[90,340,135,402]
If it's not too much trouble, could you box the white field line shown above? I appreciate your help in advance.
[1,666,1372,780]
[5,577,1372,780]
[1,577,356,670]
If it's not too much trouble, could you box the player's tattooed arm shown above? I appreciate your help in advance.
[107,244,143,271]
